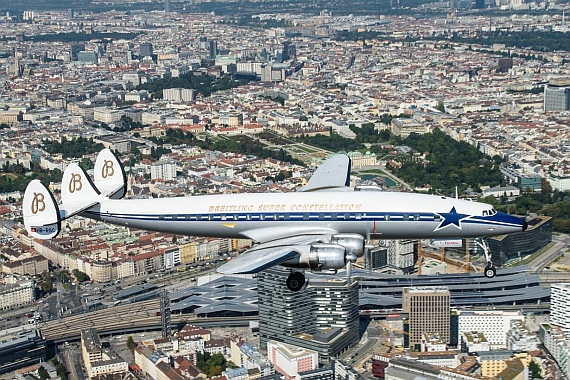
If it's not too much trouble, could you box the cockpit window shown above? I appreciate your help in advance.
[482,208,496,216]
[482,210,488,216]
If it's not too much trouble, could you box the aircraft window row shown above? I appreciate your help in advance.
[162,213,437,221]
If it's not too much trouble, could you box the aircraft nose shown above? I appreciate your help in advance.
[522,218,528,232]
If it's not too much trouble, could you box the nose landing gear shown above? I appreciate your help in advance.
[476,239,496,278]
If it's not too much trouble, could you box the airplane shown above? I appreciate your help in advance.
[22,149,527,291]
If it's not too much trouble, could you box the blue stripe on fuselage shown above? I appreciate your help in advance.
[83,210,523,228]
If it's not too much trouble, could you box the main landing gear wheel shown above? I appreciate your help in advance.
[286,272,306,292]
[484,264,496,278]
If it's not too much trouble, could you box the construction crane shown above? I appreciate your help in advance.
[379,320,410,353]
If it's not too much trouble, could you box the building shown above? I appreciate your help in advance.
[461,331,490,353]
[481,185,520,198]
[477,351,514,378]
[0,329,46,374]
[457,310,524,348]
[77,51,98,64]
[402,286,450,348]
[140,43,154,58]
[151,160,178,181]
[165,0,172,12]
[267,341,318,380]
[544,85,570,111]
[539,323,570,378]
[257,268,359,364]
[0,276,35,310]
[81,328,129,378]
[258,268,316,351]
[488,216,552,265]
[209,40,218,59]
[163,88,196,102]
[346,151,377,169]
[506,320,538,352]
[135,346,169,379]
[550,283,570,331]
[391,118,428,138]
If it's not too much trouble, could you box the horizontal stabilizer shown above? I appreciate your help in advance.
[23,180,61,239]
[299,154,351,192]
[94,149,127,199]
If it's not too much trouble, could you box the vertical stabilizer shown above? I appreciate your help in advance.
[23,180,61,239]
[94,148,126,199]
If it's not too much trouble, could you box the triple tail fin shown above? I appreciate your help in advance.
[23,163,103,239]
[23,180,61,239]
[94,149,126,199]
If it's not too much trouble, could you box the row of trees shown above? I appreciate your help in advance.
[147,128,305,167]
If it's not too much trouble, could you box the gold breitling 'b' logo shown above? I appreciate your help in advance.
[68,173,83,193]
[101,159,114,179]
[31,192,46,214]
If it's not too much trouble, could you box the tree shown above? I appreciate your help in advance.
[435,101,445,112]
[529,361,542,378]
[72,269,90,283]
[57,270,71,283]
[79,157,94,171]
[126,336,137,351]
[38,366,49,380]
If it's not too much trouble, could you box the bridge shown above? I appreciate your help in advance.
[39,299,255,343]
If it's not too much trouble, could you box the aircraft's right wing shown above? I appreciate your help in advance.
[217,235,330,275]
[299,154,351,192]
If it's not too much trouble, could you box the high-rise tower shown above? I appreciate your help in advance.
[550,283,570,332]
[257,267,359,364]
[402,286,450,349]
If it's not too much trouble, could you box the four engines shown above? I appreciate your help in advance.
[281,234,366,271]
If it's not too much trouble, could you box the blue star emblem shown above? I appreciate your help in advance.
[434,207,471,232]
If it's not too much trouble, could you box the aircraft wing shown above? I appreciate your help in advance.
[299,154,351,192]
[218,235,329,274]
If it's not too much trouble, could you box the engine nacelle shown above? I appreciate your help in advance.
[281,243,346,271]
[331,233,365,261]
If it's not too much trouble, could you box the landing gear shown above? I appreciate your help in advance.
[476,238,496,278]
[484,263,496,279]
[286,271,306,292]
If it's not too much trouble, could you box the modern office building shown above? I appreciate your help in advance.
[163,88,196,102]
[0,329,46,374]
[140,43,153,58]
[209,40,218,59]
[258,267,314,350]
[488,216,552,265]
[77,51,98,63]
[257,268,359,364]
[165,0,172,13]
[544,85,570,111]
[550,283,570,331]
[402,286,450,349]
[457,310,524,348]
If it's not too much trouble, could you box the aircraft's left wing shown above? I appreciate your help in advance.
[218,235,329,274]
